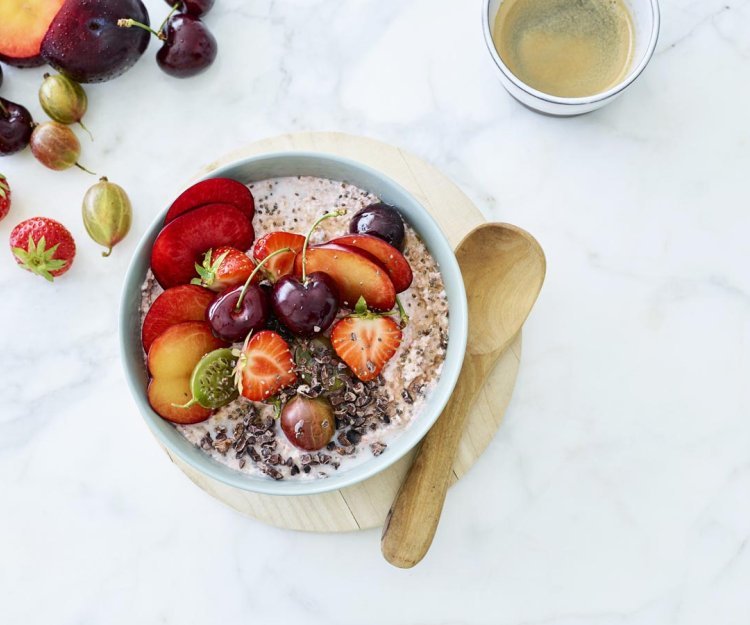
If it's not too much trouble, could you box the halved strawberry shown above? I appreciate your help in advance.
[192,246,258,292]
[330,297,403,382]
[253,231,305,281]
[235,330,297,401]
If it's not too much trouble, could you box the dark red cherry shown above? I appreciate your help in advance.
[165,0,215,17]
[271,272,339,337]
[349,203,406,251]
[207,284,270,342]
[280,396,335,451]
[0,98,34,156]
[157,14,217,78]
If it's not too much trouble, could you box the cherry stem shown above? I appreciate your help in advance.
[301,210,347,282]
[235,247,292,311]
[75,162,97,176]
[159,3,181,34]
[117,18,166,40]
[0,100,7,116]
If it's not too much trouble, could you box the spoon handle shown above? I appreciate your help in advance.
[381,353,489,568]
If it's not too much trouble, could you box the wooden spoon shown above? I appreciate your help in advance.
[381,222,546,568]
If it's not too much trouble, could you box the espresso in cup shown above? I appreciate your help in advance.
[492,0,635,98]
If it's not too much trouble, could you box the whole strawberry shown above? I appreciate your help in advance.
[10,217,76,282]
[0,174,10,221]
[192,246,258,291]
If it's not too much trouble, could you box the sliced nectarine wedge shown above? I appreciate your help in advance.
[147,321,227,424]
[294,244,396,311]
[329,234,413,292]
[0,0,65,68]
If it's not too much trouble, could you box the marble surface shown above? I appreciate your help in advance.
[1,0,748,623]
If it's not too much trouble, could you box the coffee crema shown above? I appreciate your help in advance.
[492,0,635,98]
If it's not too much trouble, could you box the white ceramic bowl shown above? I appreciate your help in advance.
[482,0,660,116]
[120,152,468,496]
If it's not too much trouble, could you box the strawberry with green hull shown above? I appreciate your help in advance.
[192,247,259,292]
[10,217,76,282]
[330,297,403,382]
[0,174,10,221]
[150,202,255,289]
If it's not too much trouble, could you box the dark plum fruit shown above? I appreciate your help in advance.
[207,284,270,343]
[157,14,217,78]
[165,0,215,17]
[349,202,406,251]
[41,0,151,83]
[280,396,336,451]
[0,98,34,156]
[271,272,339,337]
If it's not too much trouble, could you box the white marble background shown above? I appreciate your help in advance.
[1,0,748,623]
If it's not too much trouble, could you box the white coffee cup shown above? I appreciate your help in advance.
[482,0,660,116]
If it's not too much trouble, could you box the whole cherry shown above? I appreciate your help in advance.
[157,14,217,78]
[271,211,344,337]
[165,0,215,17]
[118,12,217,79]
[208,247,291,342]
[0,98,34,156]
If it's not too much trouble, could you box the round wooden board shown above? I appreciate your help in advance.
[165,132,522,532]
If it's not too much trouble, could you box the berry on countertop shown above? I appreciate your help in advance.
[0,174,10,221]
[330,297,403,382]
[10,217,76,282]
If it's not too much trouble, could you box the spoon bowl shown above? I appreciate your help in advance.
[381,222,545,568]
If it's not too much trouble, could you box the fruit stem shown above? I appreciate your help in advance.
[0,100,7,116]
[158,3,181,34]
[78,120,94,142]
[395,295,410,327]
[235,247,292,311]
[75,162,97,176]
[301,210,347,282]
[102,247,113,258]
[117,18,166,40]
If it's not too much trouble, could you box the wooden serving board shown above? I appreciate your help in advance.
[165,132,522,532]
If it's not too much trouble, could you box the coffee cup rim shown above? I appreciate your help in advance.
[482,0,661,107]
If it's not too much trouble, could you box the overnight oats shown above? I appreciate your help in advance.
[139,175,448,480]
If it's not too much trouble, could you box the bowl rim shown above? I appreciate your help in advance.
[119,150,468,497]
[481,0,661,107]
